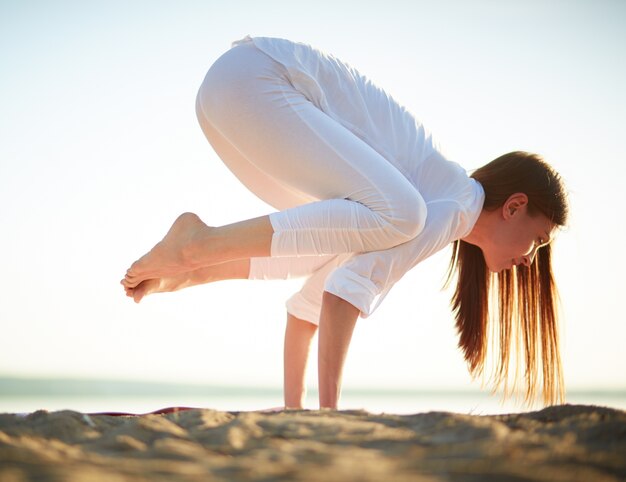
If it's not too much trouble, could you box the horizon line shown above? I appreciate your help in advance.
[1,375,624,396]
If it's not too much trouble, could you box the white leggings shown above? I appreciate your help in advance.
[195,42,426,257]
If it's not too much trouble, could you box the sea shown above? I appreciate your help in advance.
[1,377,624,416]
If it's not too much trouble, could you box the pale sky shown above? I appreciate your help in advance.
[1,0,625,401]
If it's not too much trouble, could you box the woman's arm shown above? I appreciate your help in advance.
[318,291,360,409]
[283,314,318,409]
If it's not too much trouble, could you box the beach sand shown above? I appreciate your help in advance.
[0,404,624,481]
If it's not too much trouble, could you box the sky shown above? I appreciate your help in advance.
[1,0,625,404]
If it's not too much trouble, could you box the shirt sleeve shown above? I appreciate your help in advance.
[323,200,466,317]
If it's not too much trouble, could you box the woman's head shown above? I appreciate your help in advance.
[447,151,569,407]
[471,152,569,273]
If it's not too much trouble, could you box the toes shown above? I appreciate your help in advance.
[124,268,157,289]
[123,276,142,289]
[125,261,144,280]
[121,277,133,288]
[133,285,147,303]
[122,277,140,295]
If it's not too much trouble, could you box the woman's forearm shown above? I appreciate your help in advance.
[317,291,359,409]
[283,314,318,409]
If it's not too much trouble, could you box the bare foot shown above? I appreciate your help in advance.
[123,212,210,288]
[123,278,173,303]
[122,259,252,302]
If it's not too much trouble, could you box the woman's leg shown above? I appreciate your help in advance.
[196,43,426,257]
[124,43,426,288]
[124,258,251,303]
[125,252,335,303]
[123,212,272,288]
[284,313,318,409]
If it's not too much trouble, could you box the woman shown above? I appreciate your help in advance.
[122,36,568,410]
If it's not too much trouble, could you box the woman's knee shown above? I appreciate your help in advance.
[383,189,427,244]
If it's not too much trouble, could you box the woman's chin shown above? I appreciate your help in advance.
[487,261,512,273]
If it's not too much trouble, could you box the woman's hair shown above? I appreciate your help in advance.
[445,151,569,407]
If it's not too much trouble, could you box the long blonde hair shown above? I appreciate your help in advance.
[446,151,569,406]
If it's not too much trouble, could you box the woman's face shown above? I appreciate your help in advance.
[482,200,556,273]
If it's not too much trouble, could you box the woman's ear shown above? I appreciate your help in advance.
[502,193,529,219]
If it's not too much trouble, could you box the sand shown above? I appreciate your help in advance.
[0,403,624,481]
